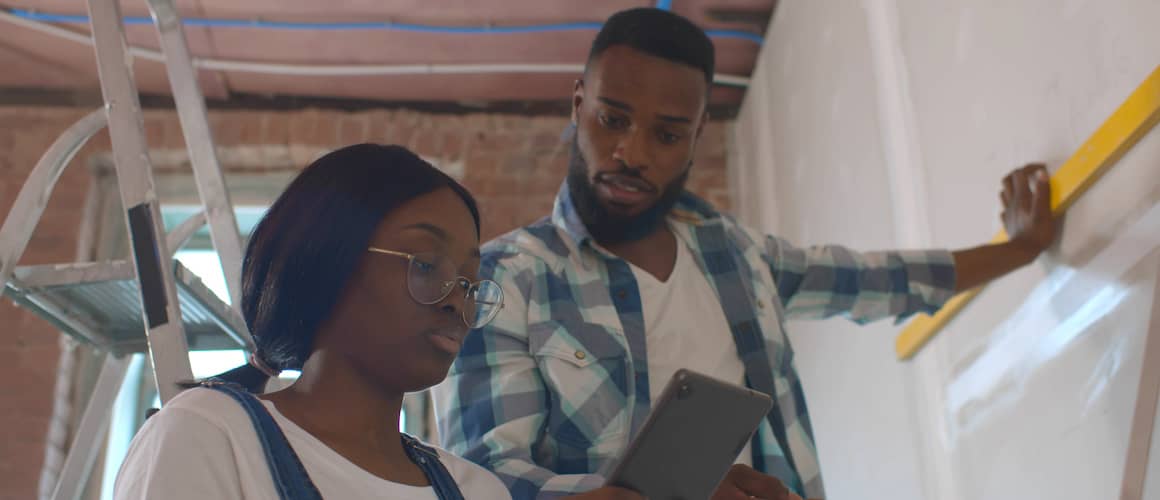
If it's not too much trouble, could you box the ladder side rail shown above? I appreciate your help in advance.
[86,0,193,404]
[146,0,247,321]
[49,353,132,500]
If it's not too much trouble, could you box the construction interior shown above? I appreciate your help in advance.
[2,0,1159,499]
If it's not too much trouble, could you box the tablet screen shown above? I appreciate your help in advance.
[605,369,773,498]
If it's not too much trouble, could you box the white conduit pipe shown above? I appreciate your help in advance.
[0,10,752,87]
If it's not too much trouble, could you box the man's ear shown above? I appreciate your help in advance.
[687,109,710,164]
[571,79,585,126]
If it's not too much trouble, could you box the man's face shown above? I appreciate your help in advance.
[568,45,709,244]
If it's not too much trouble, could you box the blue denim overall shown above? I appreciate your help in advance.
[203,380,466,500]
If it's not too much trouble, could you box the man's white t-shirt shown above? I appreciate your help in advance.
[114,387,511,499]
[629,234,754,466]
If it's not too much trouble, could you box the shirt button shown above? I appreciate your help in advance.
[575,350,587,360]
[616,290,628,299]
[757,300,766,309]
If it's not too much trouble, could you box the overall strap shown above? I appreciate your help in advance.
[401,434,466,500]
[201,380,323,500]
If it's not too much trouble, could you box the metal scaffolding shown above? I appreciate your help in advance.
[0,0,252,496]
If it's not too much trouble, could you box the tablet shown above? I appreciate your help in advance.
[604,369,773,499]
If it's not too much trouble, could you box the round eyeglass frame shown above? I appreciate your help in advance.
[367,247,503,328]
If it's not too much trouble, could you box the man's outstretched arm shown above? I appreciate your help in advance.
[767,163,1058,323]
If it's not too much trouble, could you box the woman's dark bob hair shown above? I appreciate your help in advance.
[214,143,480,392]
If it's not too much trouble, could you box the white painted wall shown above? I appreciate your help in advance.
[730,2,927,499]
[728,1,1160,499]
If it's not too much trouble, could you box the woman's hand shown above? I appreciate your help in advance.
[711,464,803,500]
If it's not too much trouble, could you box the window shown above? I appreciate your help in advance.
[175,249,230,304]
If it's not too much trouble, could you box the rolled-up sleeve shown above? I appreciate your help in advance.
[763,235,957,323]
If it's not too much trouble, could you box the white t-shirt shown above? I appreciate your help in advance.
[629,234,754,466]
[114,387,511,500]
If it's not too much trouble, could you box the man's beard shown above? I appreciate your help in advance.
[566,137,689,245]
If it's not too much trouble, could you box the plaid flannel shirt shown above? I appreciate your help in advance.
[434,185,957,499]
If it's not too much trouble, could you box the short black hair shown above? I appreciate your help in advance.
[587,7,716,85]
[214,144,479,392]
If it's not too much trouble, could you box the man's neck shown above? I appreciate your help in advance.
[600,225,679,282]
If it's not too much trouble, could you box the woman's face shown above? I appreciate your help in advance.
[319,186,481,393]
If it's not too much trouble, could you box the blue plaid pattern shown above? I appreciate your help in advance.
[434,185,957,499]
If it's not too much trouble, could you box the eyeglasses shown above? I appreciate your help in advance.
[367,247,504,328]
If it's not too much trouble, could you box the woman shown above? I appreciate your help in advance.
[115,144,510,499]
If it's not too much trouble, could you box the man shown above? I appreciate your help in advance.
[435,7,1056,500]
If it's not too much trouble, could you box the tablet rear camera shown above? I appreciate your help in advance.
[677,383,692,400]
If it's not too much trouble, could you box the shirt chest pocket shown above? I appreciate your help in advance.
[529,321,630,451]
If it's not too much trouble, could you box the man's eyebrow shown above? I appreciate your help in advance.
[597,97,692,124]
[657,114,692,124]
[598,96,632,111]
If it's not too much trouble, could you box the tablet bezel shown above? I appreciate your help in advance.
[604,368,774,498]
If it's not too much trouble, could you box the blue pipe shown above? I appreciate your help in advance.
[9,8,763,44]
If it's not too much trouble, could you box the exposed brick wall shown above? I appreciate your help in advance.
[0,107,109,500]
[141,108,731,241]
[0,105,729,498]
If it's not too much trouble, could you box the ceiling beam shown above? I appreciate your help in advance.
[0,87,742,118]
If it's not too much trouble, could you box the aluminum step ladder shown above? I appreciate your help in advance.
[0,0,252,496]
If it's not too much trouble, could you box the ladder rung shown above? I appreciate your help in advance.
[10,261,133,287]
